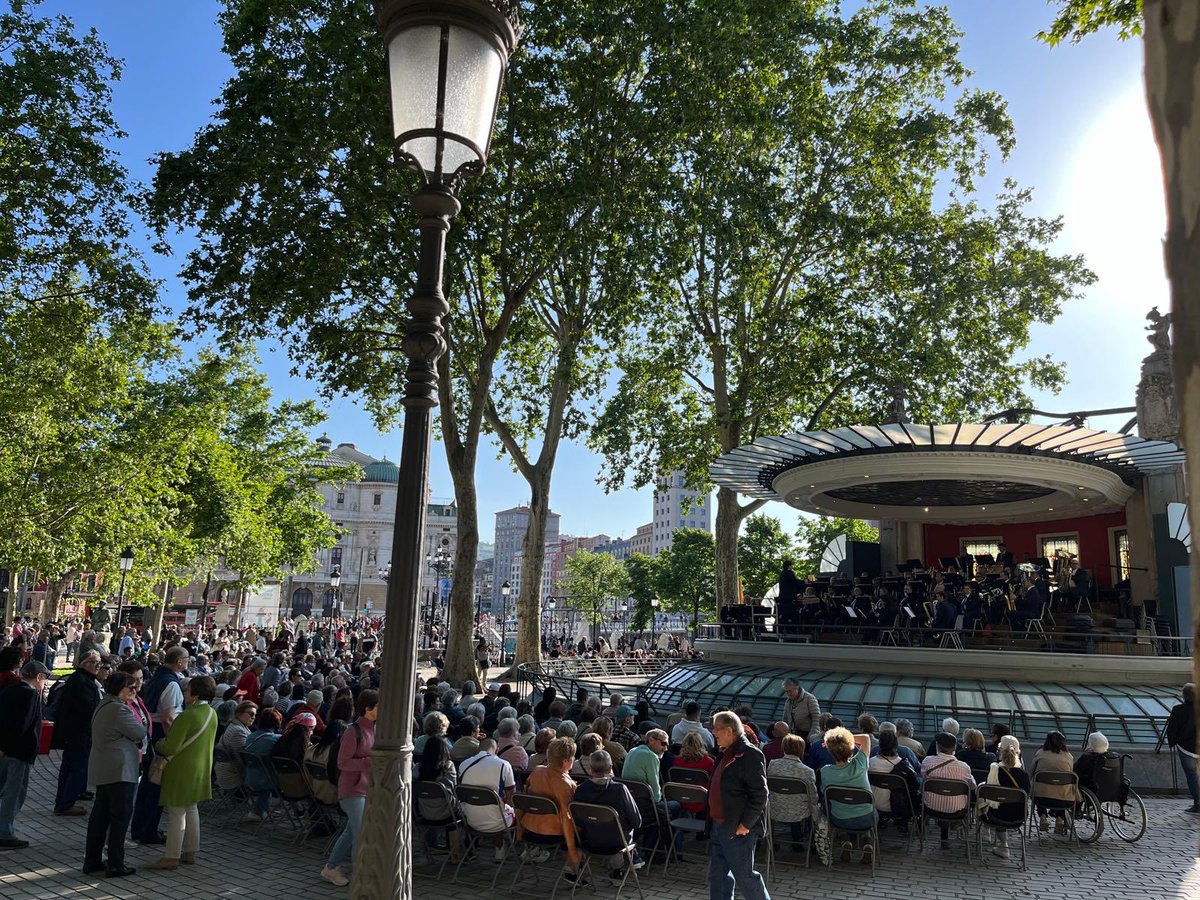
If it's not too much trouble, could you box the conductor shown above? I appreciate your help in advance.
[777,560,802,637]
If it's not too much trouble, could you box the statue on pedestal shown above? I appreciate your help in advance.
[91,598,112,635]
[1136,305,1179,444]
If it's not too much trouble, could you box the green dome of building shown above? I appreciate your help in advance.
[362,458,400,484]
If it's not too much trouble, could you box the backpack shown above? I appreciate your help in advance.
[44,679,68,722]
[887,758,920,821]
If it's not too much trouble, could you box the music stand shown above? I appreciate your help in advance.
[938,556,958,570]
[975,553,996,566]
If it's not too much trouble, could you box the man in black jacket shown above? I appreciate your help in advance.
[574,750,643,877]
[51,649,102,816]
[1166,683,1198,813]
[0,660,50,849]
[708,711,770,900]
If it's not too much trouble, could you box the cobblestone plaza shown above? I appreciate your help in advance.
[1,750,1197,900]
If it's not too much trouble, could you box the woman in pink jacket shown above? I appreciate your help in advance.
[320,689,378,886]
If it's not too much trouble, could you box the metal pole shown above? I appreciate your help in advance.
[115,568,129,630]
[355,548,365,620]
[351,185,458,900]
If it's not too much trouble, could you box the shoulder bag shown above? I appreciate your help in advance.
[149,707,214,785]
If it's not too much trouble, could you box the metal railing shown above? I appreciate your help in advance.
[696,621,1193,658]
[515,657,680,708]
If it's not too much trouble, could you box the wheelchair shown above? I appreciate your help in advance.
[1073,753,1147,844]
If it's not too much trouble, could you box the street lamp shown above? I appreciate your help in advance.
[499,580,511,665]
[356,3,522,898]
[650,597,659,648]
[330,566,342,617]
[370,561,391,621]
[114,546,134,629]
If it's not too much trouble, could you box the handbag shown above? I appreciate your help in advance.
[812,810,832,866]
[148,708,213,785]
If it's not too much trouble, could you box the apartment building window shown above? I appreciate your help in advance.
[331,547,343,567]
[373,492,382,506]
[336,491,345,505]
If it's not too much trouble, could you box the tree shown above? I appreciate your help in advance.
[558,549,630,645]
[793,517,880,576]
[654,528,717,639]
[1041,0,1200,802]
[149,0,674,684]
[0,0,156,315]
[737,515,794,599]
[590,0,1093,613]
[624,552,661,632]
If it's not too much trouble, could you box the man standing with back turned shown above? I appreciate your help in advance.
[708,711,770,900]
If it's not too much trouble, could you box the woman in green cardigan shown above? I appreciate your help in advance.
[148,675,217,870]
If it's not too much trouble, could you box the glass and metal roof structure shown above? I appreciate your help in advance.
[644,661,1178,746]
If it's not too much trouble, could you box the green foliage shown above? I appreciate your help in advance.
[0,0,156,315]
[559,549,630,634]
[738,515,794,598]
[654,528,717,633]
[624,552,661,631]
[793,516,880,576]
[1038,0,1142,45]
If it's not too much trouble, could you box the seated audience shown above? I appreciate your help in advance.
[919,732,976,849]
[767,733,816,850]
[820,726,876,865]
[1032,730,1080,835]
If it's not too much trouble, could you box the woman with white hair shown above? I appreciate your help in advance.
[1073,732,1112,796]
[981,735,1031,859]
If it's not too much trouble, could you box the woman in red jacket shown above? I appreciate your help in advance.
[319,689,378,887]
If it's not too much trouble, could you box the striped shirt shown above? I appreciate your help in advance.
[920,752,975,813]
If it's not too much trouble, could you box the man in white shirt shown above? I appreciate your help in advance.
[458,740,516,857]
[670,701,714,749]
[117,628,136,657]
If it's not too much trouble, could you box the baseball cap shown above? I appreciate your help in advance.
[487,682,501,693]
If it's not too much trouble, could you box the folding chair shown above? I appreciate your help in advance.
[454,784,518,888]
[661,783,708,873]
[920,778,972,861]
[1024,603,1050,639]
[209,746,246,821]
[271,756,320,842]
[569,801,645,900]
[765,774,815,880]
[240,752,281,826]
[511,792,569,895]
[667,767,710,788]
[303,760,346,852]
[1030,771,1080,845]
[414,779,463,878]
[617,779,669,867]
[822,786,879,875]
[975,784,1029,871]
[866,771,919,852]
[938,617,965,649]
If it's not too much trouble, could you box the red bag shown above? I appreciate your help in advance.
[39,720,53,755]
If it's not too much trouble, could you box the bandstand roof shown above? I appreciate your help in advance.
[709,423,1186,524]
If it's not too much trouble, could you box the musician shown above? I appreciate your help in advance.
[960,583,984,631]
[777,559,802,636]
[1011,576,1042,630]
[996,543,1014,569]
[931,588,958,631]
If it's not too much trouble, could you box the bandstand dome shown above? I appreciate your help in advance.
[709,423,1187,525]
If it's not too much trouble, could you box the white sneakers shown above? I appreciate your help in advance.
[321,865,349,887]
[992,844,1010,859]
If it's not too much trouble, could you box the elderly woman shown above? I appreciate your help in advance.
[528,728,556,770]
[1074,732,1113,795]
[215,701,256,792]
[517,714,538,752]
[982,734,1031,859]
[414,709,453,759]
[1032,731,1080,835]
[956,728,997,772]
[768,733,816,849]
[819,726,877,866]
[148,676,218,870]
[496,717,529,778]
[84,671,147,878]
[415,712,461,862]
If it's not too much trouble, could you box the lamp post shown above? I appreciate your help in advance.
[499,580,511,665]
[356,3,521,898]
[426,546,452,643]
[373,561,391,621]
[114,546,134,630]
[330,566,342,617]
[650,597,659,648]
[547,597,556,639]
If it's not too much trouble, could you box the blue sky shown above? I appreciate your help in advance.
[40,1,1164,543]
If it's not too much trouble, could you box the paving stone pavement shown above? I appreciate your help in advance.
[1,750,1198,899]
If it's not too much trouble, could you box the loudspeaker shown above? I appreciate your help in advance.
[843,541,881,579]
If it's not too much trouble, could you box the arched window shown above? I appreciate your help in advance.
[291,588,313,618]
[323,589,337,617]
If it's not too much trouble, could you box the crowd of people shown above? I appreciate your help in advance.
[0,610,1191,896]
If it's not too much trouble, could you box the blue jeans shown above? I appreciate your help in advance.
[0,756,32,840]
[1179,750,1199,805]
[327,796,365,870]
[55,748,90,813]
[708,826,769,900]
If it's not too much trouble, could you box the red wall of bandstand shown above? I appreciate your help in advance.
[922,509,1127,588]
